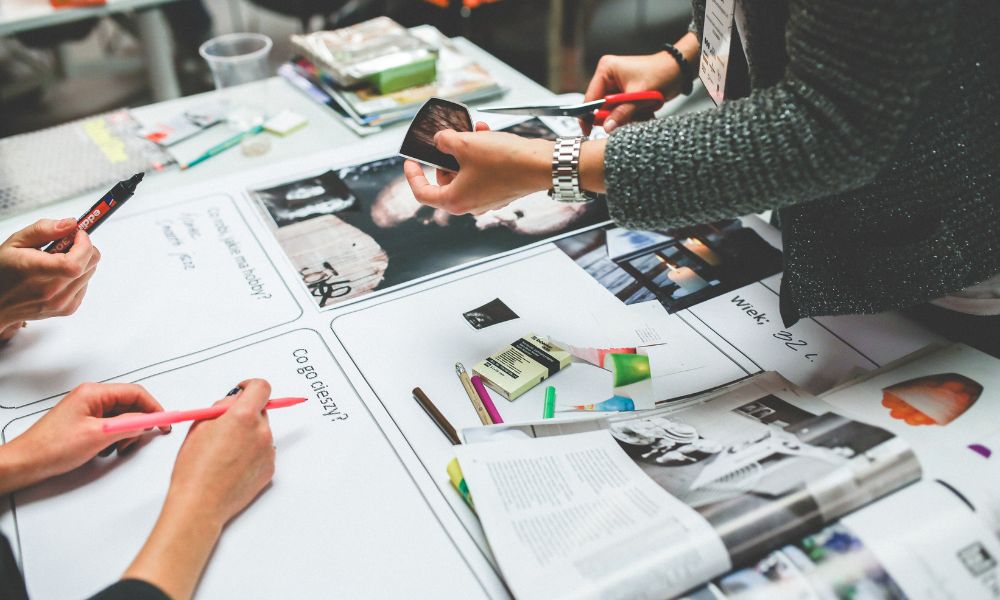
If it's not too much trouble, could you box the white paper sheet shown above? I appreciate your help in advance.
[0,194,302,407]
[4,330,493,600]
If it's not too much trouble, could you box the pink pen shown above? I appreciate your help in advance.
[470,375,503,424]
[102,397,307,434]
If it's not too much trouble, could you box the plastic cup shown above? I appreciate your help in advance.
[199,33,273,89]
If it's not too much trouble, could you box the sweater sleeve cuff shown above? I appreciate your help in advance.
[88,579,172,600]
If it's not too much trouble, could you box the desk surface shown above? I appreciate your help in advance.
[0,0,177,36]
[0,37,558,599]
[0,37,949,600]
[129,36,554,197]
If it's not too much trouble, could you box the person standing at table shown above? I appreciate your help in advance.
[403,0,1000,354]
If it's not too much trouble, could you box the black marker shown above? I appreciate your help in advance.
[44,172,144,254]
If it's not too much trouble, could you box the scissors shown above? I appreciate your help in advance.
[478,91,665,127]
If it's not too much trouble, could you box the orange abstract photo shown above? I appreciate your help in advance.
[881,373,983,426]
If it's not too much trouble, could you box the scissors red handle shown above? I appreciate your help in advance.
[593,91,665,126]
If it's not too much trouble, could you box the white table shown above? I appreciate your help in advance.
[0,38,562,598]
[0,0,182,100]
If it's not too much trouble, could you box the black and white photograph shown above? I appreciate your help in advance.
[252,119,609,309]
[253,170,358,227]
[607,394,919,565]
[463,297,519,330]
[554,219,784,313]
[398,97,473,172]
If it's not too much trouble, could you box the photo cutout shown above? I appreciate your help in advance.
[463,298,519,330]
[880,373,983,426]
[398,97,473,172]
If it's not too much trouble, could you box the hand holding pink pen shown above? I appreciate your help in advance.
[102,396,307,434]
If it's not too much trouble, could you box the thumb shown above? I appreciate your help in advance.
[229,378,272,417]
[8,218,78,248]
[603,103,637,133]
[433,130,462,155]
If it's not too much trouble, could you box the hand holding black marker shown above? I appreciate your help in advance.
[44,172,144,254]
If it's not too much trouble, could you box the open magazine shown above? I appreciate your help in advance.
[456,344,1000,599]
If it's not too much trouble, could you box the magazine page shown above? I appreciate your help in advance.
[683,480,1000,600]
[820,344,1000,531]
[457,373,920,598]
[455,430,732,600]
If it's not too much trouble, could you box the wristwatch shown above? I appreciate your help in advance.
[551,137,590,203]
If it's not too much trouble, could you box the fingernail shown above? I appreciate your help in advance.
[604,119,617,132]
[59,218,77,228]
[226,386,242,397]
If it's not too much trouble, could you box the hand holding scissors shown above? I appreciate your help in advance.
[478,90,665,129]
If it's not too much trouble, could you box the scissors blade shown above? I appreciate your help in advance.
[478,99,606,117]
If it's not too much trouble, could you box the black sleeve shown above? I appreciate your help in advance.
[87,579,172,600]
[0,533,29,600]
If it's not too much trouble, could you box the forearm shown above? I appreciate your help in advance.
[578,32,697,195]
[0,440,52,495]
[603,0,955,229]
[580,139,607,194]
[123,493,223,600]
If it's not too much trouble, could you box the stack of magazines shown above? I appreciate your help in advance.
[292,16,437,93]
[453,343,1000,599]
[284,22,504,135]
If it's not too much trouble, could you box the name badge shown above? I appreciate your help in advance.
[699,0,736,106]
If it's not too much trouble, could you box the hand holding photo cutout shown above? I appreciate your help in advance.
[399,98,472,172]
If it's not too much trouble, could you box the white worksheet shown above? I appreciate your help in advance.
[329,243,940,555]
[4,330,497,600]
[0,194,302,407]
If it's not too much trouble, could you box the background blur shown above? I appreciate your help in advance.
[0,0,691,137]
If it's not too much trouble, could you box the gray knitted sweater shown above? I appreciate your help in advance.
[604,0,1000,325]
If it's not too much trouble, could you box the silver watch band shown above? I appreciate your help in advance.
[551,137,588,203]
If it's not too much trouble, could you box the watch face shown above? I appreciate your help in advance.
[398,98,473,172]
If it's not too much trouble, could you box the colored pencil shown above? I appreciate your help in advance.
[413,387,461,444]
[457,363,492,425]
[470,376,503,424]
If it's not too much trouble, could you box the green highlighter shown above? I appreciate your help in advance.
[180,124,264,170]
[543,386,556,419]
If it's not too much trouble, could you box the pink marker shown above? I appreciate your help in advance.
[470,375,503,424]
[102,396,307,434]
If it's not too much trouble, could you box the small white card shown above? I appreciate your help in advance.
[264,110,308,136]
[699,0,736,106]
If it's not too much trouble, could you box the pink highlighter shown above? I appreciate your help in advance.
[102,397,307,434]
